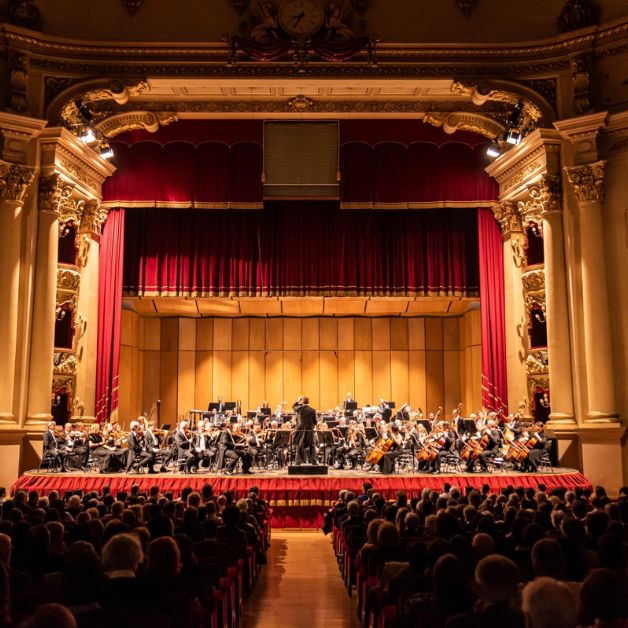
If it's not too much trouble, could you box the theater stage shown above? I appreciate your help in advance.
[12,467,591,529]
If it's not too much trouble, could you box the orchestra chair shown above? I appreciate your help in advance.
[538,450,554,473]
[440,451,463,473]
[38,449,62,473]
[127,453,147,474]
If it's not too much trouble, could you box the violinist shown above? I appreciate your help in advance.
[246,422,264,468]
[523,422,549,472]
[92,423,126,473]
[217,422,253,475]
[145,420,169,472]
[173,420,197,472]
[126,420,157,473]
[193,419,214,469]
[466,418,502,473]
[43,421,68,472]
[380,424,404,474]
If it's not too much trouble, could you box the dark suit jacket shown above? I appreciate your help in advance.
[127,431,142,454]
[173,429,191,449]
[293,403,317,432]
[43,430,58,451]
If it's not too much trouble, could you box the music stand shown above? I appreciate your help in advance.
[317,430,336,465]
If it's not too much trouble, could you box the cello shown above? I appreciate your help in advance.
[365,433,394,465]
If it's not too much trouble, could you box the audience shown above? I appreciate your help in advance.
[0,485,269,627]
[330,483,628,628]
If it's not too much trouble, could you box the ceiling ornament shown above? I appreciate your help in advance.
[557,0,601,34]
[0,0,41,30]
[227,0,377,70]
[121,0,144,16]
[455,0,478,17]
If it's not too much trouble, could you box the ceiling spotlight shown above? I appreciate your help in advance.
[74,99,94,124]
[505,128,522,145]
[99,142,114,160]
[79,127,97,145]
[486,141,501,158]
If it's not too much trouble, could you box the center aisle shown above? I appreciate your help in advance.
[242,531,359,628]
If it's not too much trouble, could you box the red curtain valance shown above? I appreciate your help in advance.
[102,140,264,209]
[340,141,497,209]
[123,202,479,298]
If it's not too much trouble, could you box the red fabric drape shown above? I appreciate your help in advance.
[122,203,479,298]
[478,208,508,416]
[102,141,263,209]
[95,208,124,423]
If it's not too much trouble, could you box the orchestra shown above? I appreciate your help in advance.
[40,397,554,476]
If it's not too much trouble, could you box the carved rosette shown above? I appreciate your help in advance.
[0,162,35,203]
[522,268,545,293]
[564,160,605,203]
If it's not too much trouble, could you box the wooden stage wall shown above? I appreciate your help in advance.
[118,311,482,426]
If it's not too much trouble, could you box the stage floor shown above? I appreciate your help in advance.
[13,466,591,528]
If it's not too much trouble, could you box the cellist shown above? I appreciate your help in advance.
[465,418,502,473]
[380,424,404,474]
[428,421,455,475]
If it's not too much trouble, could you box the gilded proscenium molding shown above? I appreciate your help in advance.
[94,111,178,139]
[423,111,505,140]
[564,160,605,202]
[79,199,109,237]
[0,161,35,202]
[56,265,80,321]
[58,79,149,128]
[525,293,546,323]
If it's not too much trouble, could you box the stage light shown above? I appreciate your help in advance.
[486,141,501,158]
[79,127,97,145]
[506,128,522,145]
[99,142,114,160]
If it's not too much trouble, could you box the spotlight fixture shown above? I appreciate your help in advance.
[505,128,522,145]
[74,98,94,124]
[79,127,97,145]
[486,141,501,158]
[99,142,114,160]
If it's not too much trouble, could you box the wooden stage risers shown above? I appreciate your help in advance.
[12,468,591,529]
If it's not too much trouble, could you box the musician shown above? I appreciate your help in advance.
[91,423,126,473]
[246,423,264,468]
[126,421,157,473]
[208,396,226,414]
[466,419,502,473]
[343,392,358,417]
[292,395,317,465]
[145,420,169,472]
[505,413,524,439]
[173,420,197,472]
[524,422,550,472]
[193,419,215,469]
[396,403,411,421]
[380,424,404,474]
[43,421,67,472]
[429,421,455,474]
[217,422,253,475]
[378,399,392,423]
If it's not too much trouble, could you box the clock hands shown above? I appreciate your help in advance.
[291,11,305,26]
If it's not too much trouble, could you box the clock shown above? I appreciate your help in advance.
[278,0,325,37]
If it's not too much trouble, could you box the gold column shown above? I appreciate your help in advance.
[74,200,108,422]
[0,164,35,424]
[492,201,528,413]
[25,175,69,426]
[564,161,618,422]
[532,177,576,425]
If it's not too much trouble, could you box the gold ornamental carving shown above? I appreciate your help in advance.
[564,160,605,203]
[423,111,504,140]
[38,174,83,231]
[522,267,545,293]
[492,201,522,238]
[53,350,77,376]
[95,111,178,138]
[0,162,35,203]
[57,266,80,292]
[525,293,546,324]
[503,161,542,194]
[518,175,562,228]
[80,200,109,237]
[526,350,548,376]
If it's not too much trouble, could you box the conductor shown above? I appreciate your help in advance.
[292,395,317,465]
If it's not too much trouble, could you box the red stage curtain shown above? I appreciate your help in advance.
[339,141,497,209]
[122,203,479,298]
[95,208,124,423]
[102,141,263,209]
[478,207,508,416]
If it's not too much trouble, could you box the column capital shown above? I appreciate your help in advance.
[38,172,81,225]
[0,161,35,204]
[564,160,606,203]
[518,175,563,228]
[79,199,109,237]
[492,201,522,238]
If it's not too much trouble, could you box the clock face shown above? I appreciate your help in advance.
[278,0,324,37]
